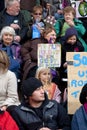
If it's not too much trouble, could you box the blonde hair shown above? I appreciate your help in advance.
[0,50,10,72]
[63,6,76,17]
[35,67,52,84]
[0,26,16,41]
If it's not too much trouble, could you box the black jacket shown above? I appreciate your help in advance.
[0,9,28,44]
[61,40,84,65]
[59,40,84,79]
[11,95,71,130]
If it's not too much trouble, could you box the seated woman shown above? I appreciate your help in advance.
[27,5,45,39]
[71,83,87,130]
[0,50,19,111]
[21,26,59,81]
[0,26,21,79]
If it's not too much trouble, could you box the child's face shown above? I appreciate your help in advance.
[64,12,74,22]
[2,33,14,45]
[39,69,51,84]
[67,35,77,45]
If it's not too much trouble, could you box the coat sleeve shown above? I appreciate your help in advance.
[57,104,71,130]
[71,113,79,130]
[74,19,86,36]
[2,71,19,107]
[18,13,28,42]
[21,40,31,63]
[10,107,25,130]
[54,20,61,36]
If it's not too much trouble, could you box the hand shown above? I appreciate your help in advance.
[1,105,7,111]
[10,23,20,30]
[63,62,67,68]
[14,35,21,42]
[66,20,74,26]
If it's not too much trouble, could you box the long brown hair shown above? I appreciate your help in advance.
[0,50,10,72]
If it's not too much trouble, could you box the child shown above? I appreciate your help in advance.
[35,67,61,103]
[60,27,84,79]
[54,6,87,51]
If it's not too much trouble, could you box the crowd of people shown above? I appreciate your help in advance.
[0,0,87,130]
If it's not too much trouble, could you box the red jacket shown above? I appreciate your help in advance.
[0,111,19,130]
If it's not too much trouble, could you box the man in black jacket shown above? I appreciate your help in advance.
[11,77,71,130]
[0,0,28,44]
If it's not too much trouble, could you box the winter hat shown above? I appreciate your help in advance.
[64,27,78,41]
[79,83,87,104]
[22,77,43,97]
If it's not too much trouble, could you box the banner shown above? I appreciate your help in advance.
[67,52,87,114]
[38,44,61,67]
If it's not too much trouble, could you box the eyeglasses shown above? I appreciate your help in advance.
[34,13,42,15]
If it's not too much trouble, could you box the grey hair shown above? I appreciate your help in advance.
[6,0,20,7]
[0,26,16,41]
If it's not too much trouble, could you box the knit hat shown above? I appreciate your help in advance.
[22,77,43,97]
[64,27,78,41]
[79,83,87,104]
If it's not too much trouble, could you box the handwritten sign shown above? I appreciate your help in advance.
[67,52,87,114]
[38,44,61,67]
[76,1,87,18]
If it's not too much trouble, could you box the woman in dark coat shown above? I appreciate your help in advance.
[21,27,57,80]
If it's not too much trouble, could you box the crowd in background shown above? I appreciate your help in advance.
[0,0,87,130]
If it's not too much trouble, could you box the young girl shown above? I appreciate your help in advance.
[35,67,61,103]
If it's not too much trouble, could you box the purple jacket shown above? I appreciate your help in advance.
[0,41,21,64]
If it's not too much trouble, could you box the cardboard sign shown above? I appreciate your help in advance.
[38,44,61,67]
[67,52,87,114]
[76,1,87,18]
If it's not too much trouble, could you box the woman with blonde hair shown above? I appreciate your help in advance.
[0,50,19,111]
[35,67,61,103]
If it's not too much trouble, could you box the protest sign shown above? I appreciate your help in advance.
[67,52,87,114]
[38,44,61,67]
